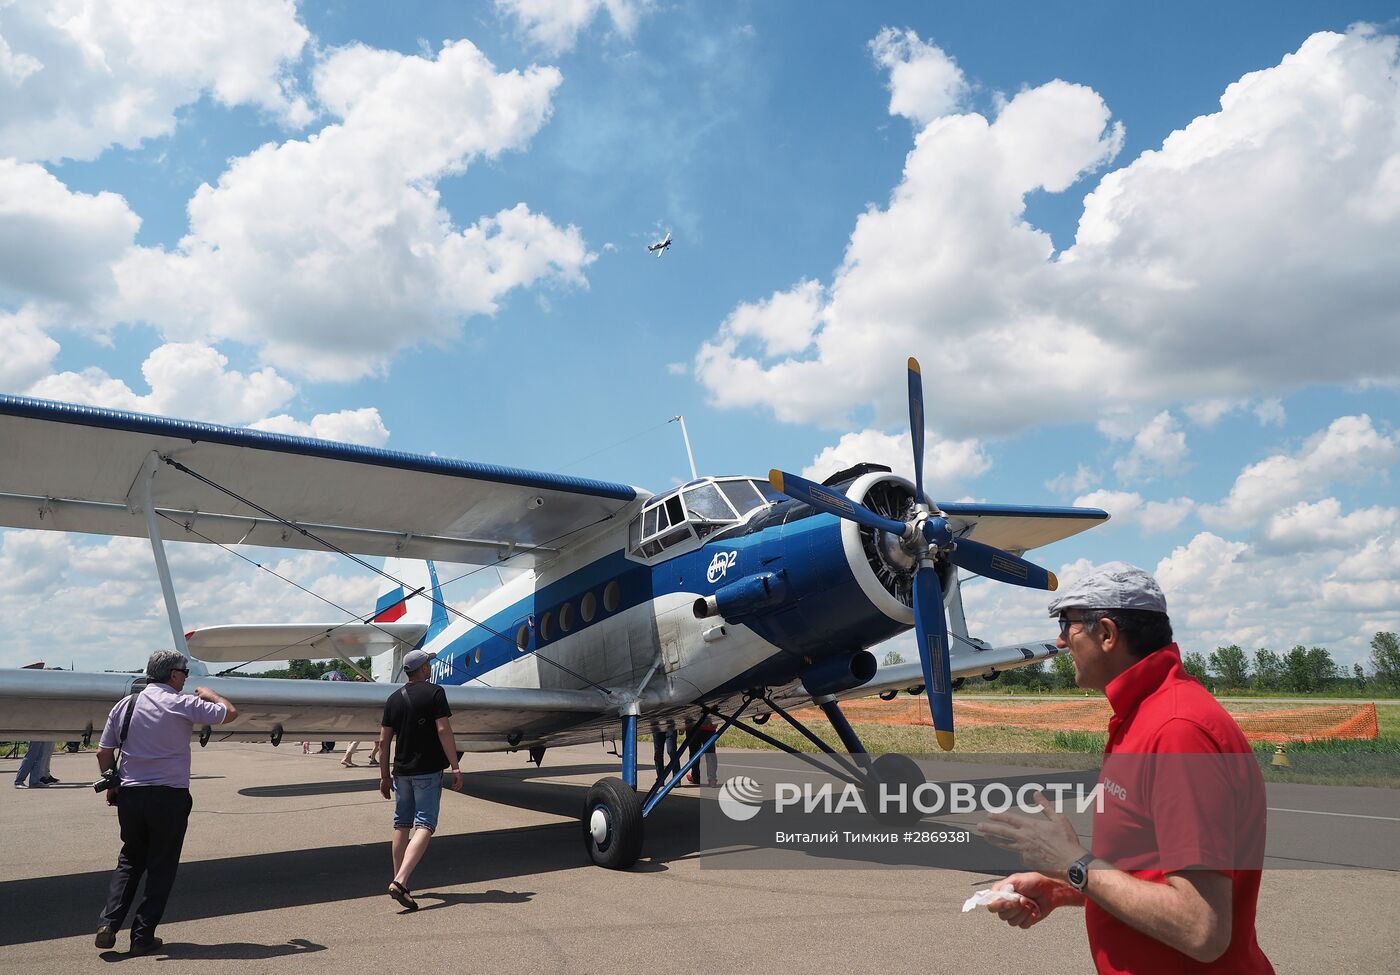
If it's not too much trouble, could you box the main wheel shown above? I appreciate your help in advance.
[865,753,926,827]
[583,777,643,869]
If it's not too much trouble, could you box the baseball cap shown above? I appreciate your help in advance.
[1047,561,1167,616]
[401,648,437,674]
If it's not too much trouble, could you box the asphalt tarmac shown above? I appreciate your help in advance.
[2,743,1395,974]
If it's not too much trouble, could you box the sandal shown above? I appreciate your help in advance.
[340,760,355,767]
[388,880,419,912]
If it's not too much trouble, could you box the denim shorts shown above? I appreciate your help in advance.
[392,772,443,832]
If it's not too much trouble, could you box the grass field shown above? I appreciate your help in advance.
[718,698,1400,787]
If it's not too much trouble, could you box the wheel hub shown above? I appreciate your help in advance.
[589,807,611,845]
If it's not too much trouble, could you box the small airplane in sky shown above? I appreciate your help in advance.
[0,359,1106,868]
[647,230,672,256]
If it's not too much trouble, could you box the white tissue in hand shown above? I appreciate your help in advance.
[961,885,1024,913]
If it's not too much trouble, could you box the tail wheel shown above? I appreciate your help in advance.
[583,777,643,869]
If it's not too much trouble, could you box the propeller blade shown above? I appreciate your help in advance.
[907,357,925,505]
[947,537,1059,591]
[912,562,955,751]
[768,470,907,536]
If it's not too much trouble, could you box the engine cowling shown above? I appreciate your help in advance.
[801,650,878,697]
[837,471,954,624]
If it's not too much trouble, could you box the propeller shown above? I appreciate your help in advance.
[767,357,1059,751]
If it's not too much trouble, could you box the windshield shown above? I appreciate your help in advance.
[628,477,778,559]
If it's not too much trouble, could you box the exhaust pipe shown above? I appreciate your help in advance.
[693,571,789,623]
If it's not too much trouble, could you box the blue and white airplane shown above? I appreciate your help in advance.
[0,359,1106,867]
[647,230,672,256]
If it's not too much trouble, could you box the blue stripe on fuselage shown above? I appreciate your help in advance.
[430,504,906,690]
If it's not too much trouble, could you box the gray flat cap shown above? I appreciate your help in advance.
[1047,561,1167,616]
[402,648,437,674]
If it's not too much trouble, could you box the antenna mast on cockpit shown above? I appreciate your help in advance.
[669,415,698,480]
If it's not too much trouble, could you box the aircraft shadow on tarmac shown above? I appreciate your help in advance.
[3,763,706,947]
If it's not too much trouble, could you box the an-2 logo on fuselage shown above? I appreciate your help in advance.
[707,550,739,584]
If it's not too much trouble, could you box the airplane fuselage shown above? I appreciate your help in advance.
[408,471,925,746]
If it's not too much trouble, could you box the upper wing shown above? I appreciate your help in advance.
[185,623,428,663]
[0,395,644,565]
[0,668,613,745]
[934,502,1109,554]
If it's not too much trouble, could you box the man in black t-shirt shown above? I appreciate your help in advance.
[377,648,462,912]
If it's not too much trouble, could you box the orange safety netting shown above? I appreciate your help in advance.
[791,699,1379,743]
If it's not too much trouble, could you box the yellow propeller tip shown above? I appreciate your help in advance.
[908,356,921,374]
[769,470,784,492]
[1047,570,1058,592]
[936,730,955,751]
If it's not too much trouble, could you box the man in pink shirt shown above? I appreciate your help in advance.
[94,650,238,956]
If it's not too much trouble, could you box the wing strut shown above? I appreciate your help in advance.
[130,450,192,659]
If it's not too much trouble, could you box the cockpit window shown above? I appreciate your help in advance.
[628,477,779,561]
[718,479,766,517]
[682,482,737,522]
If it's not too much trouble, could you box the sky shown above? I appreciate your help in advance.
[1,1,1398,674]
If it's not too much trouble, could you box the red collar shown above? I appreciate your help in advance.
[1103,643,1182,719]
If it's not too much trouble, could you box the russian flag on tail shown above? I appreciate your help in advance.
[373,586,408,622]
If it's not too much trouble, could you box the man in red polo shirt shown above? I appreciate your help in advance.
[977,562,1273,974]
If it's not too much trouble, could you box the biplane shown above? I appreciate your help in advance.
[0,359,1106,867]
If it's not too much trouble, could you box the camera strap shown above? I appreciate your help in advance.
[113,680,146,771]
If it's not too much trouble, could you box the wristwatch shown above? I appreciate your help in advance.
[1066,853,1095,891]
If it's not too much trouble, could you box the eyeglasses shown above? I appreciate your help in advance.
[1057,615,1097,636]
[170,668,190,675]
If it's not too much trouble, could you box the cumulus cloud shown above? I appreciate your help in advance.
[0,308,60,391]
[869,27,968,125]
[1156,528,1400,666]
[696,27,1400,439]
[1045,464,1098,496]
[113,39,592,381]
[250,408,391,447]
[0,158,139,321]
[0,530,383,670]
[720,279,824,358]
[802,428,990,496]
[1199,414,1398,529]
[29,342,296,423]
[696,32,1123,436]
[0,0,311,163]
[1256,498,1397,555]
[1072,489,1195,536]
[495,0,651,54]
[1113,411,1188,482]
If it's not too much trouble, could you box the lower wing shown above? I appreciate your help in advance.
[0,668,612,747]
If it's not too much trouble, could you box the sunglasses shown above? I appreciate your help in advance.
[170,668,190,675]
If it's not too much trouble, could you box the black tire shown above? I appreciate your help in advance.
[865,753,925,827]
[583,777,643,869]
[878,690,898,701]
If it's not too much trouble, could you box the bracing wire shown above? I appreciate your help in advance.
[160,455,621,695]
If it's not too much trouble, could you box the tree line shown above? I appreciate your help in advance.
[240,657,372,680]
[941,631,1400,695]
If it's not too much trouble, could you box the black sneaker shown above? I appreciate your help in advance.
[95,925,117,949]
[128,937,163,956]
[41,775,59,784]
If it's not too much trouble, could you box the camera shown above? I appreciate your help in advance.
[92,767,120,792]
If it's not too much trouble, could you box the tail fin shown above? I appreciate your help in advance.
[373,559,449,640]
